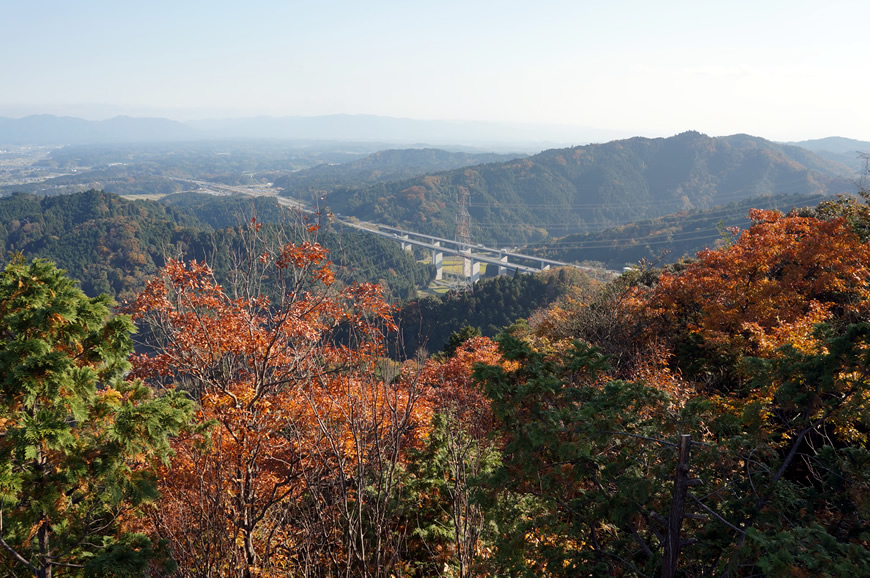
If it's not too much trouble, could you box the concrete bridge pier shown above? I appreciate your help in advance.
[471,260,481,285]
[460,251,482,285]
[399,235,413,252]
[430,242,443,280]
[498,254,510,276]
[462,252,472,280]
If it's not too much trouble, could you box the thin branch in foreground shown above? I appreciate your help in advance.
[688,493,745,536]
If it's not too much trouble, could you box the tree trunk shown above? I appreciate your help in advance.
[38,522,52,578]
[662,434,692,578]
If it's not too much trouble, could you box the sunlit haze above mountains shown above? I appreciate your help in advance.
[3,0,869,142]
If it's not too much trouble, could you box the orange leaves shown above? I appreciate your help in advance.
[744,300,832,356]
[747,208,781,223]
[628,339,691,403]
[417,336,503,439]
[275,240,330,275]
[643,211,870,361]
[129,233,425,574]
[342,281,397,335]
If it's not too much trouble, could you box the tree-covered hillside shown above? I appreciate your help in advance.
[158,192,436,301]
[392,266,605,358]
[160,191,289,228]
[0,190,434,301]
[0,190,203,298]
[324,132,855,246]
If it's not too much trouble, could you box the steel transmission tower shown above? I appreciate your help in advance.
[455,186,473,288]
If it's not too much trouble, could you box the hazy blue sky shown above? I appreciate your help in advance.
[2,0,868,141]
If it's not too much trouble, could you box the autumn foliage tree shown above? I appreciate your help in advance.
[126,220,429,577]
[626,208,870,574]
[643,209,870,389]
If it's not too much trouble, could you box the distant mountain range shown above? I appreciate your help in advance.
[4,112,869,164]
[308,131,858,245]
[786,137,870,171]
[0,115,197,145]
[0,114,632,149]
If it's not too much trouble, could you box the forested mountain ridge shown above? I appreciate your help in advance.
[321,131,855,246]
[275,148,524,200]
[0,190,434,301]
[0,190,202,297]
[160,191,288,228]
